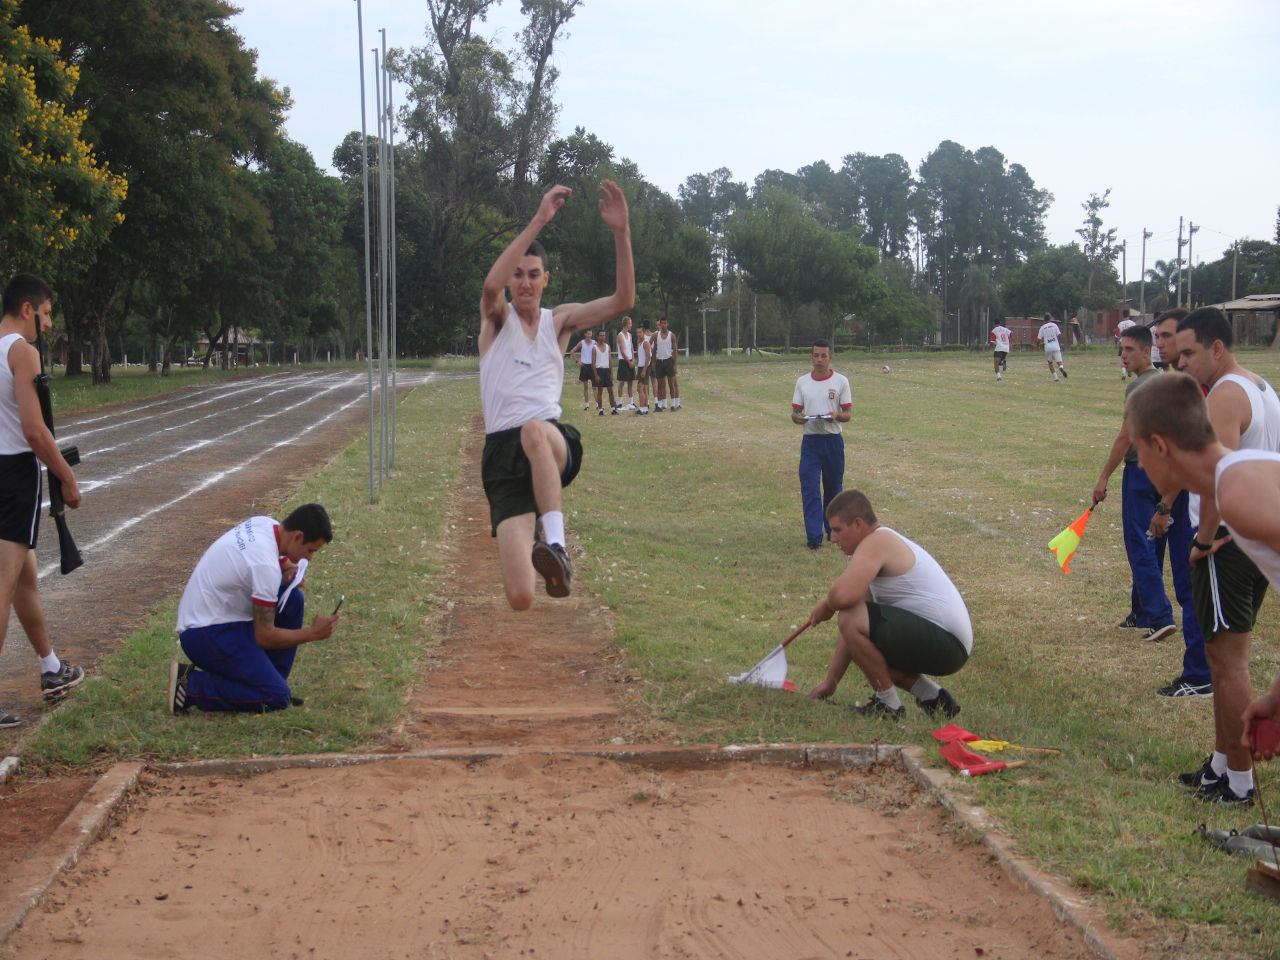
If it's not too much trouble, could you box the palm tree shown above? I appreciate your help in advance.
[1144,259,1178,312]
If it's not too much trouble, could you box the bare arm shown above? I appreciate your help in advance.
[11,341,79,508]
[554,181,635,339]
[1195,385,1249,551]
[253,602,339,650]
[1092,429,1131,506]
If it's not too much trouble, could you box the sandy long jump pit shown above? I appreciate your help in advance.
[0,748,1116,960]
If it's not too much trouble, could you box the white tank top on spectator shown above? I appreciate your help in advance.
[655,330,674,360]
[0,333,32,455]
[479,305,563,433]
[1190,371,1280,525]
[1215,449,1280,590]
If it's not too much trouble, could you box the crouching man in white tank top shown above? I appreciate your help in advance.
[478,182,634,610]
[806,489,972,720]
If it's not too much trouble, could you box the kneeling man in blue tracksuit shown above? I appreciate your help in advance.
[168,503,340,714]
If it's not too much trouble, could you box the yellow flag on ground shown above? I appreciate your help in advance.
[1048,507,1092,573]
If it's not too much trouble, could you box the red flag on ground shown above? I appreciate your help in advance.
[932,724,980,743]
[938,741,1024,777]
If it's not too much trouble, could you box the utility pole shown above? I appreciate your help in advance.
[1187,222,1199,308]
[1176,216,1185,306]
[1232,241,1239,301]
[1120,240,1127,310]
[1140,228,1152,315]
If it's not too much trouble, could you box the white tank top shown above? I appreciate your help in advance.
[655,330,674,360]
[637,335,650,366]
[618,330,633,361]
[479,306,563,433]
[0,333,32,455]
[579,337,594,365]
[867,528,974,652]
[1215,449,1280,590]
[593,341,610,368]
[1191,371,1280,526]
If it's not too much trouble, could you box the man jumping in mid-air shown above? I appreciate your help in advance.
[478,181,634,610]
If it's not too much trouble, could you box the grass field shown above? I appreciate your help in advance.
[18,346,1280,959]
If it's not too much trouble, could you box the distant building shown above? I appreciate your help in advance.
[1213,294,1280,348]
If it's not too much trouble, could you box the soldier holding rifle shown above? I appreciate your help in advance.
[0,274,84,727]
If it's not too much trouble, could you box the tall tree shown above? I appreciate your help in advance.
[1076,189,1119,298]
[841,152,913,259]
[914,140,1050,342]
[726,188,879,351]
[386,0,578,351]
[0,0,126,277]
[18,0,285,382]
[510,0,581,204]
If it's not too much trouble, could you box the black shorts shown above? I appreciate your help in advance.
[617,358,635,382]
[577,364,593,383]
[1191,532,1269,637]
[0,452,41,548]
[993,351,1007,360]
[594,367,613,388]
[653,357,675,379]
[482,421,583,536]
[635,365,649,384]
[866,602,969,677]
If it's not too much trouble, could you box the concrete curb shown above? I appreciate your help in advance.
[0,761,144,946]
[0,746,1141,959]
[900,746,1143,960]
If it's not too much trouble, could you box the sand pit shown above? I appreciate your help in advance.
[0,421,1145,960]
[2,752,1111,960]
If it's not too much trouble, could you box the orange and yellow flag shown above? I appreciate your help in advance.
[1048,507,1093,573]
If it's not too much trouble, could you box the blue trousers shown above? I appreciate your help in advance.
[799,433,845,547]
[179,588,305,712]
[1121,463,1174,629]
[1159,491,1211,684]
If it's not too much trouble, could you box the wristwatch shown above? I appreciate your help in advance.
[1154,503,1171,516]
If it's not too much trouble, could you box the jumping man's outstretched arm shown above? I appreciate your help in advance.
[554,181,635,339]
[480,185,572,352]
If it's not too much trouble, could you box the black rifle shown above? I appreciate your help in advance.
[32,341,82,575]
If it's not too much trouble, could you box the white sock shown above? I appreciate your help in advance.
[1210,751,1229,776]
[873,687,903,710]
[1226,767,1256,795]
[41,652,61,674]
[673,399,681,408]
[541,511,566,548]
[910,677,941,702]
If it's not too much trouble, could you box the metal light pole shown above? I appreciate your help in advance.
[355,0,376,503]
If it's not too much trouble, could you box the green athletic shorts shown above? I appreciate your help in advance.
[867,602,969,677]
[482,420,582,536]
[1191,532,1269,637]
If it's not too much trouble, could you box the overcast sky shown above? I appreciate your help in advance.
[231,0,1279,276]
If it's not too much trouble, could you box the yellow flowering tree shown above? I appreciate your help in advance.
[0,0,126,276]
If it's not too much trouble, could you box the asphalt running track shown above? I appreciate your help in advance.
[0,367,440,724]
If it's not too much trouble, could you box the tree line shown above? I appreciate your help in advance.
[3,0,1276,384]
